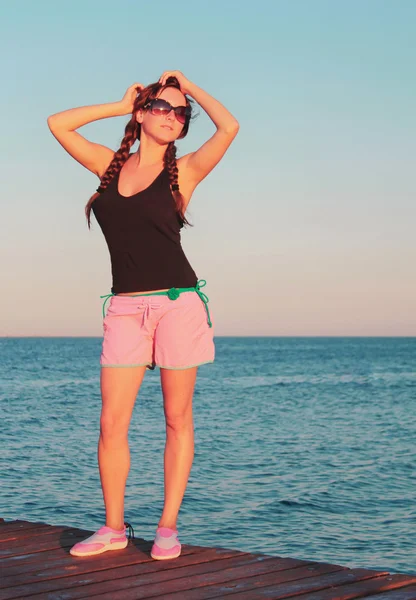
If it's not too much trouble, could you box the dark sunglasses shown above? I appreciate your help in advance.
[143,98,191,124]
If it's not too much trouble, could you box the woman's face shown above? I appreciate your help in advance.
[137,86,188,143]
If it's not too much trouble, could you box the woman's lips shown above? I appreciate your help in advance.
[161,125,173,130]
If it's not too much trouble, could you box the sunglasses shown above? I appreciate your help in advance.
[143,98,191,124]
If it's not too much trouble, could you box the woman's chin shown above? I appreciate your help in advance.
[154,132,178,145]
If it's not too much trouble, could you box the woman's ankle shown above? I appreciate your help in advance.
[105,522,125,531]
[157,521,178,530]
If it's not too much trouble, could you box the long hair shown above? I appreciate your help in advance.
[85,77,194,229]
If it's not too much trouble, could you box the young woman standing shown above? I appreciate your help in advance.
[47,70,239,560]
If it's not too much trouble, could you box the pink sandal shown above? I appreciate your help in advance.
[150,526,181,560]
[70,522,134,557]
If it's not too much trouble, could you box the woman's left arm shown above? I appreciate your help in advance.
[159,71,240,184]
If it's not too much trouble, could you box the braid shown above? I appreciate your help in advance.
[85,117,138,228]
[163,142,192,228]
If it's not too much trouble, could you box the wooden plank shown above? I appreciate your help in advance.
[150,566,389,600]
[1,527,145,558]
[1,542,215,590]
[214,574,416,600]
[0,537,149,574]
[358,585,416,600]
[0,520,48,535]
[80,558,345,600]
[0,526,210,561]
[0,523,78,543]
[1,542,150,587]
[1,528,99,552]
[7,556,312,600]
[0,539,147,572]
[2,553,285,600]
[0,525,154,572]
[1,539,226,576]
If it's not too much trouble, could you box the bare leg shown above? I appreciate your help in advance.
[98,366,147,530]
[158,366,198,529]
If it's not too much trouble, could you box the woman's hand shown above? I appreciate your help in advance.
[119,82,145,114]
[158,71,193,96]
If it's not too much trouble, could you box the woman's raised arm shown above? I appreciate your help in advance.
[47,83,143,178]
[158,71,240,186]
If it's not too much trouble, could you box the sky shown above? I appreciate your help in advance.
[1,0,415,336]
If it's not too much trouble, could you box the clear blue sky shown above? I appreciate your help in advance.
[1,0,415,335]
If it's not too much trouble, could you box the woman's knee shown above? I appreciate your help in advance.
[164,409,193,433]
[100,412,130,442]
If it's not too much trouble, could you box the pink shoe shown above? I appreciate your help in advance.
[150,526,181,560]
[70,522,134,557]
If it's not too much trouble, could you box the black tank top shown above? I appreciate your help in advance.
[92,163,198,294]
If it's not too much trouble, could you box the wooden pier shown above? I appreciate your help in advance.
[1,518,415,599]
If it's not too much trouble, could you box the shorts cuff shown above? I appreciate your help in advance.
[101,363,150,368]
[158,360,215,370]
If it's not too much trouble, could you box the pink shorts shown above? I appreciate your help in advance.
[100,290,215,370]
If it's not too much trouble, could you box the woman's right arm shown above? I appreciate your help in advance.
[47,83,143,178]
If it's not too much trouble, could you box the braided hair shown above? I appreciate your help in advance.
[85,77,193,229]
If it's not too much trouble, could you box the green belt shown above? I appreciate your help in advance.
[100,278,212,328]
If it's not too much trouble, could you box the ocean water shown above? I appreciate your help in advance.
[1,336,415,575]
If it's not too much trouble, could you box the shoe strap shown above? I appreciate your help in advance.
[124,521,135,542]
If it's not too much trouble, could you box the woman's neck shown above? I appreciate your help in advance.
[135,136,169,167]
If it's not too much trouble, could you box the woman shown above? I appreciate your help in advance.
[47,70,239,560]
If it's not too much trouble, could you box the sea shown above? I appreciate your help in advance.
[1,336,415,575]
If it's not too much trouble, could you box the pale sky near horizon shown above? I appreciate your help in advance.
[1,0,415,336]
